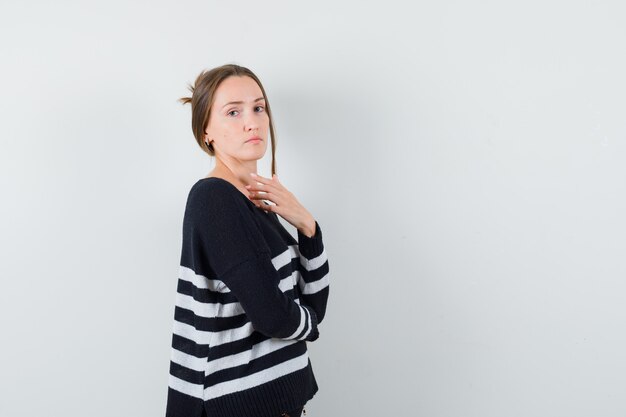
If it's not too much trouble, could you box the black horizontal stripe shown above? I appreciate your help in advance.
[275,260,294,276]
[171,333,209,358]
[296,260,329,284]
[172,326,274,362]
[170,359,204,384]
[205,340,308,386]
[179,272,298,305]
[174,305,251,332]
[209,331,270,360]
[177,278,226,304]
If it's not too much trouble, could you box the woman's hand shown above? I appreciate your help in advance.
[246,173,317,237]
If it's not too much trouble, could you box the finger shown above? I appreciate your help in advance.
[249,172,271,184]
[249,191,272,203]
[246,184,283,199]
[258,200,280,215]
[250,191,282,209]
[245,183,271,192]
[249,173,281,192]
[250,172,281,187]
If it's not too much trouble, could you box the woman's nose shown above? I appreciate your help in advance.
[244,111,260,131]
[245,122,259,132]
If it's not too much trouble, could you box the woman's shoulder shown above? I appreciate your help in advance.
[189,177,240,200]
[192,176,235,192]
[186,177,250,214]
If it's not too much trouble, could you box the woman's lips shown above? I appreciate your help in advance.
[246,137,262,143]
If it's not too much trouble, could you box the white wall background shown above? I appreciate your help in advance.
[1,1,625,416]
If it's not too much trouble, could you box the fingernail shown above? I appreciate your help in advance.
[250,173,257,176]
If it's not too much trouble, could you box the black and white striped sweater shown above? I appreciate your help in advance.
[165,177,330,417]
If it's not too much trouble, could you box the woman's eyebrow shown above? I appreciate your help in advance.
[221,97,265,109]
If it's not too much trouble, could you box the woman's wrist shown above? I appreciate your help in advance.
[297,216,316,238]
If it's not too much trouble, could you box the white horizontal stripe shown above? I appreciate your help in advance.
[172,332,303,378]
[289,245,328,271]
[173,321,213,345]
[207,338,299,376]
[168,373,203,399]
[173,319,256,347]
[179,265,225,292]
[287,305,310,339]
[204,351,310,400]
[170,348,207,372]
[220,301,245,317]
[176,291,245,318]
[271,247,293,271]
[175,293,221,318]
[278,271,298,293]
[212,321,256,346]
[296,270,330,295]
[301,247,327,271]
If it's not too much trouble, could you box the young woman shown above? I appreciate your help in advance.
[165,64,330,417]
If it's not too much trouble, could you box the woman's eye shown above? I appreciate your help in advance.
[228,106,263,116]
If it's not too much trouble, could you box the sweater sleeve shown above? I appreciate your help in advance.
[189,181,319,342]
[296,220,330,324]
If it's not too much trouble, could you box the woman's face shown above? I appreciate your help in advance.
[205,75,270,161]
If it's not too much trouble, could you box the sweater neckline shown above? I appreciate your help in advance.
[198,176,270,211]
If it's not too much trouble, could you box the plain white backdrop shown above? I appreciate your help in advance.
[1,1,625,416]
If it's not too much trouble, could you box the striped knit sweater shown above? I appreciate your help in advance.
[166,177,330,417]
